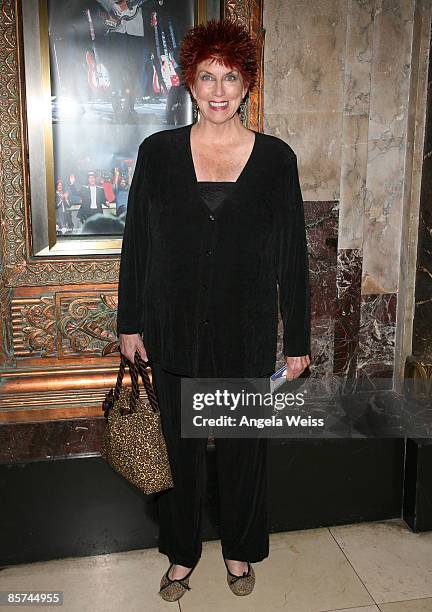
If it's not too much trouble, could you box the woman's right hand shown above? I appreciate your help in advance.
[119,333,148,363]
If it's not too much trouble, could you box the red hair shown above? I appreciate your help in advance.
[180,19,258,92]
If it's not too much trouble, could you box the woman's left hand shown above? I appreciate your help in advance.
[284,355,310,380]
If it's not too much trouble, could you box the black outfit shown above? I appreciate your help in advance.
[55,192,74,232]
[95,0,146,108]
[195,182,236,374]
[151,183,270,567]
[197,181,236,211]
[116,125,311,568]
[117,124,311,378]
[101,31,145,108]
[151,362,271,568]
[77,185,107,222]
[140,1,170,97]
[48,0,93,103]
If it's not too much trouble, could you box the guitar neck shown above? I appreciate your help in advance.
[125,0,147,11]
[86,9,100,63]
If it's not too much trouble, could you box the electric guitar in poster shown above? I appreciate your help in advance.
[161,28,179,88]
[85,9,110,90]
[99,0,147,30]
[151,11,178,92]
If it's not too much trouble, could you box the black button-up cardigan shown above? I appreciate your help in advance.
[117,124,311,378]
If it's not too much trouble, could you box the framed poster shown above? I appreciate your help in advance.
[21,0,221,255]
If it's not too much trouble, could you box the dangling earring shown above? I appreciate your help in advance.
[192,99,199,122]
[239,100,247,124]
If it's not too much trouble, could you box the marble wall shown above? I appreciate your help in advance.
[412,20,432,358]
[265,0,432,381]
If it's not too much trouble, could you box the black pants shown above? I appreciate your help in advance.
[101,32,144,102]
[150,362,271,568]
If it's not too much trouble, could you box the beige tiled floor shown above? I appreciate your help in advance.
[1,519,432,611]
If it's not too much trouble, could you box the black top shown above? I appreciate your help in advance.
[117,124,311,378]
[197,181,236,213]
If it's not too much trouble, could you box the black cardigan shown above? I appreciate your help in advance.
[117,124,311,377]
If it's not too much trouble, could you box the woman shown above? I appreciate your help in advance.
[55,179,73,234]
[117,19,311,602]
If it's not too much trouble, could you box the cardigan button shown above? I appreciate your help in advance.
[203,319,210,325]
[205,249,212,256]
[209,214,215,221]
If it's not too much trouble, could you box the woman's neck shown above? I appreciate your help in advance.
[191,114,249,147]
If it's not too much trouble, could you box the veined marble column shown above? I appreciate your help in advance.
[405,21,432,397]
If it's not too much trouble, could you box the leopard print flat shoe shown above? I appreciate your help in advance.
[224,558,255,596]
[158,563,195,602]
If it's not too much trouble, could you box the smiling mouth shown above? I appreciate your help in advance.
[209,101,229,109]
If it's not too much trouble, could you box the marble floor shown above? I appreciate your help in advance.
[1,518,432,611]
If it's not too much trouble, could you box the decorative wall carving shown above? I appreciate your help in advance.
[224,0,249,23]
[11,296,56,357]
[10,292,119,359]
[58,293,118,358]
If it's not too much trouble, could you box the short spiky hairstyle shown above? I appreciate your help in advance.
[180,19,258,92]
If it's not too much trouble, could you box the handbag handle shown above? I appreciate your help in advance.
[113,352,159,413]
[134,352,159,413]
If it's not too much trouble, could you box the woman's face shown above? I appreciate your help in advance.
[190,58,248,125]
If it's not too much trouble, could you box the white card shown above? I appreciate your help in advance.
[270,364,288,393]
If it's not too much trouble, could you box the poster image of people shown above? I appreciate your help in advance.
[47,0,195,237]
